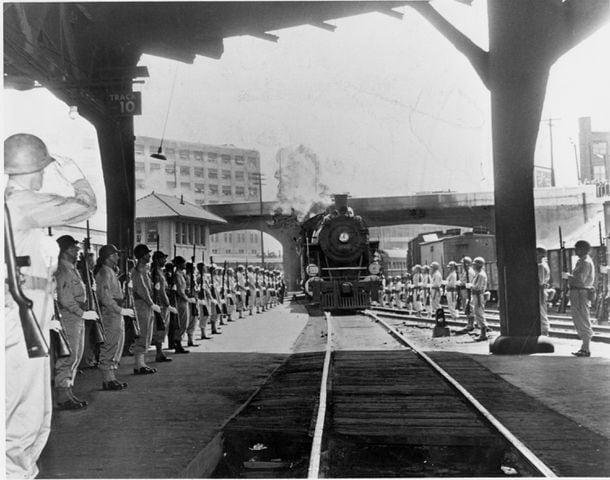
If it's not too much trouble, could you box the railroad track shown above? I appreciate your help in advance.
[214,312,574,478]
[371,305,610,343]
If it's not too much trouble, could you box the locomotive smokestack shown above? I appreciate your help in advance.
[333,194,349,212]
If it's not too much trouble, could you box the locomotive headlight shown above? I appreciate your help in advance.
[306,264,320,276]
[339,231,350,243]
[368,262,381,275]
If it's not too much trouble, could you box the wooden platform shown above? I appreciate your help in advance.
[429,351,610,477]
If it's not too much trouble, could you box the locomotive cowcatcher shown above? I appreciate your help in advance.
[299,194,381,311]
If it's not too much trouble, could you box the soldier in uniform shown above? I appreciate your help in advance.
[456,256,476,334]
[445,261,460,321]
[4,133,97,477]
[172,256,195,353]
[131,244,161,374]
[471,257,489,342]
[151,250,176,362]
[54,235,100,410]
[429,262,443,316]
[94,244,135,389]
[246,265,256,315]
[536,246,551,336]
[235,265,246,319]
[565,240,595,357]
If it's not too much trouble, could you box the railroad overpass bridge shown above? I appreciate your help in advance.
[205,185,605,287]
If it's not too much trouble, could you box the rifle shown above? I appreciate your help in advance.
[120,253,140,338]
[221,260,228,315]
[559,226,569,314]
[595,222,609,323]
[81,221,106,344]
[4,204,49,358]
[51,295,73,358]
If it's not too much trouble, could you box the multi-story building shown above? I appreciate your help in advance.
[579,117,610,183]
[134,135,267,261]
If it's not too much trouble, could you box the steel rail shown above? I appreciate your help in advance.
[307,311,332,479]
[364,309,558,478]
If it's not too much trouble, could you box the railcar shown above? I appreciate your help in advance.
[299,194,381,311]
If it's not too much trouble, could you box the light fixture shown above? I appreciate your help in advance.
[68,105,79,120]
[150,65,179,161]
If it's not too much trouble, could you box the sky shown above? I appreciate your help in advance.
[3,0,610,232]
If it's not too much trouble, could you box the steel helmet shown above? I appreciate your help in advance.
[473,257,485,266]
[4,133,55,174]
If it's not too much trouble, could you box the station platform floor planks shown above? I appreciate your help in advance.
[37,299,610,478]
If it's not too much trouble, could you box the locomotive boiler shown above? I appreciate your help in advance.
[299,194,381,311]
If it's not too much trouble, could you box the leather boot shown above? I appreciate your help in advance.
[187,334,199,347]
[174,340,190,354]
[67,387,88,407]
[55,387,86,410]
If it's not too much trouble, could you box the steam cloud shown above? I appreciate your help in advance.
[273,145,331,220]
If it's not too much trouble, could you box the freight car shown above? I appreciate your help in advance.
[299,194,381,311]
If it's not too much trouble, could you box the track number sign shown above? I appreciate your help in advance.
[107,92,142,116]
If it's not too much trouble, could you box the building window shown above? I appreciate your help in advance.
[180,166,190,176]
[194,183,205,193]
[194,167,204,178]
[249,187,258,197]
[180,182,191,190]
[228,233,232,243]
[165,165,175,175]
[150,163,161,172]
[165,148,175,158]
[225,249,231,254]
[149,145,159,155]
[208,169,218,180]
[209,184,218,195]
[222,170,231,180]
[135,161,145,172]
[234,155,245,166]
[166,181,176,189]
[194,151,204,162]
[212,248,218,254]
[208,152,218,163]
[238,249,245,254]
[235,186,245,197]
[223,233,228,242]
[235,171,245,181]
[146,222,158,243]
[247,157,257,167]
[136,179,145,189]
[222,186,232,197]
[179,149,190,160]
[251,249,258,255]
[592,142,608,157]
[221,154,231,164]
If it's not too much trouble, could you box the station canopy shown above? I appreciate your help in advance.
[4,2,414,95]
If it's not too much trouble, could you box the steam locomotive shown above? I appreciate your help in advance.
[299,194,381,311]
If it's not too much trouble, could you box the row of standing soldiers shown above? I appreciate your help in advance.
[55,239,286,411]
[378,256,490,340]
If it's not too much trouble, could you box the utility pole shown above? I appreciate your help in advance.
[252,171,265,267]
[543,118,560,187]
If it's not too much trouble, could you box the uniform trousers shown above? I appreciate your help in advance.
[133,299,153,355]
[430,288,441,314]
[186,302,199,336]
[472,293,487,329]
[5,289,52,479]
[173,298,188,342]
[569,289,594,341]
[446,290,459,320]
[460,288,474,319]
[539,287,550,336]
[152,307,169,345]
[55,317,85,388]
[99,310,125,372]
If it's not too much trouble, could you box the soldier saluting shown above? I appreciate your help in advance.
[4,133,97,477]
